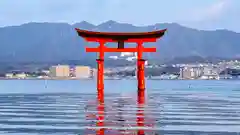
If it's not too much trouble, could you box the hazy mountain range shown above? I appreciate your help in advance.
[0,20,239,63]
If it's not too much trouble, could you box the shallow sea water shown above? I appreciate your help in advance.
[0,80,239,135]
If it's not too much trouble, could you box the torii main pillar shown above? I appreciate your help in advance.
[75,28,166,103]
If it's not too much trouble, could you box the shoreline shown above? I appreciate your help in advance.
[0,77,238,81]
[0,77,94,80]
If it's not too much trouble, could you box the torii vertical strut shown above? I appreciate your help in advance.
[75,28,166,103]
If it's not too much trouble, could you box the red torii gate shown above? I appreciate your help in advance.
[75,28,166,103]
[76,28,166,135]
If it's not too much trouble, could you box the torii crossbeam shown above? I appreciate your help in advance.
[75,28,167,103]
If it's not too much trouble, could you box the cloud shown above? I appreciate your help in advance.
[0,0,94,26]
[0,0,238,32]
[187,0,231,22]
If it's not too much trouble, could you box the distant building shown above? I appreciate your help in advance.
[109,56,118,60]
[159,74,178,80]
[200,74,219,80]
[179,68,184,79]
[15,73,27,79]
[49,65,70,78]
[5,73,14,78]
[200,66,219,80]
[120,52,137,61]
[74,66,92,79]
[41,70,50,75]
[203,67,214,75]
[92,68,98,79]
[179,66,203,79]
[180,67,193,79]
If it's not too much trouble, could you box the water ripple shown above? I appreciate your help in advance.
[0,92,240,135]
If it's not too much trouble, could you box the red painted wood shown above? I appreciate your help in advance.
[86,47,156,52]
[96,98,105,135]
[85,37,157,43]
[76,28,167,135]
[75,28,167,41]
[96,59,104,103]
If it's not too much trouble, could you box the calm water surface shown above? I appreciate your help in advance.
[0,80,240,135]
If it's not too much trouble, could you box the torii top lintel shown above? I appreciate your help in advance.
[75,28,167,43]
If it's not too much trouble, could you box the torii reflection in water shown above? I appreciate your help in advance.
[84,92,160,135]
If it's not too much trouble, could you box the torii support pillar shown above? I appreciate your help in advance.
[137,40,146,103]
[97,59,104,103]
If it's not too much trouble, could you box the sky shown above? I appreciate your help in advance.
[0,0,240,32]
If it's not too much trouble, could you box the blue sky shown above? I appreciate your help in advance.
[0,0,239,32]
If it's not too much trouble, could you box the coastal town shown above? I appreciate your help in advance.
[2,59,240,80]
